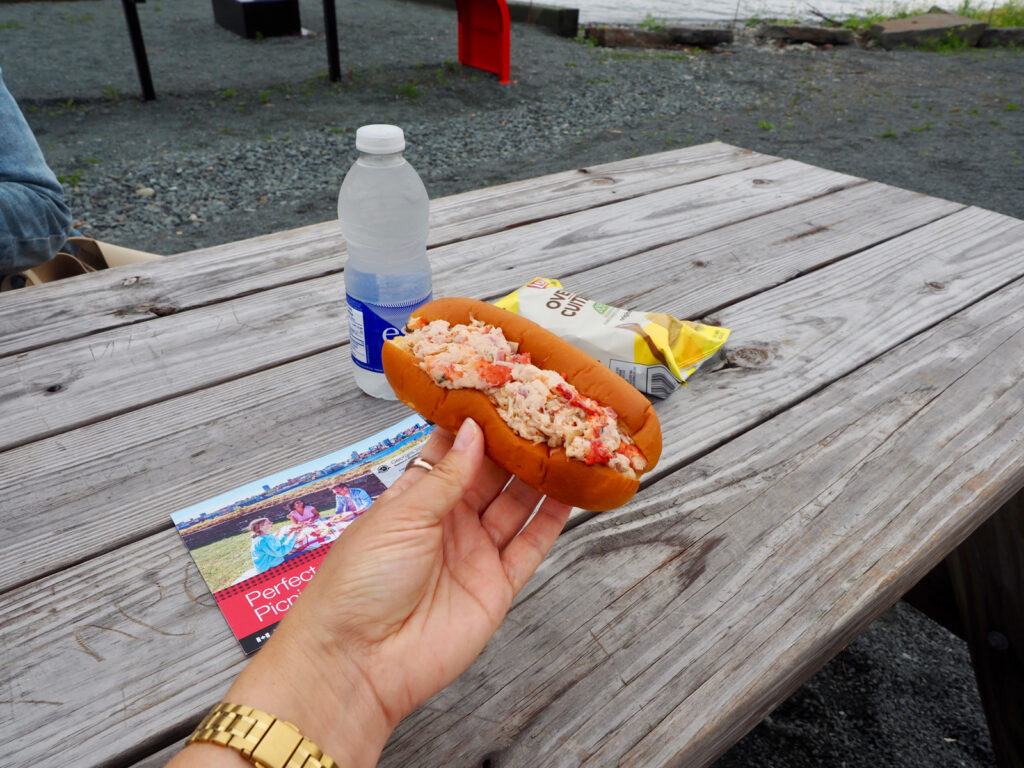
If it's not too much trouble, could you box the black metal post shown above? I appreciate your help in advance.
[323,0,341,82]
[121,0,156,101]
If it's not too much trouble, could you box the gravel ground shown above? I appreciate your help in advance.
[2,1,1018,764]
[1,0,1022,254]
[718,602,995,768]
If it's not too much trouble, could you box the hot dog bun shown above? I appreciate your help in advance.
[382,297,662,511]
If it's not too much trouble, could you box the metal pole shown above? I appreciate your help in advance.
[323,0,341,82]
[121,0,156,101]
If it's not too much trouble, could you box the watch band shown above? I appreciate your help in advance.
[188,702,337,768]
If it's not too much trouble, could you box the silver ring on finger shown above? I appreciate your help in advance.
[410,457,434,472]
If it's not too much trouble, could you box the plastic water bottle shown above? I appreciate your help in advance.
[339,125,431,399]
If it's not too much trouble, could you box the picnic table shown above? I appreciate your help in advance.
[1,142,1022,767]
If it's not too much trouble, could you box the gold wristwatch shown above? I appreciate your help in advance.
[188,702,338,768]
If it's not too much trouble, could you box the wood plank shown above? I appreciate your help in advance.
[387,276,1024,768]
[526,180,961,325]
[2,207,1023,767]
[948,491,1024,768]
[0,143,778,358]
[0,159,860,453]
[4,262,1024,768]
[0,182,961,592]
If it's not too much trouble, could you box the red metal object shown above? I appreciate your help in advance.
[455,0,511,85]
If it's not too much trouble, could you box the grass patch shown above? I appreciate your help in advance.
[220,87,237,100]
[187,526,288,593]
[959,0,1024,25]
[1005,101,1020,111]
[757,119,775,131]
[639,14,666,31]
[880,127,898,138]
[840,0,1024,30]
[745,15,802,26]
[58,169,85,188]
[908,121,933,132]
[0,20,23,31]
[101,84,120,101]
[916,29,972,51]
[258,90,272,105]
[394,81,421,99]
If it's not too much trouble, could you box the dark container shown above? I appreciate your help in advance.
[211,0,302,38]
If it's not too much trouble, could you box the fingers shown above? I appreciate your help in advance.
[479,478,544,549]
[376,427,455,502]
[408,426,511,513]
[417,426,455,466]
[501,497,573,594]
[396,418,486,525]
[421,427,509,512]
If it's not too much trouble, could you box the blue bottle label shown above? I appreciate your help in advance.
[346,291,432,373]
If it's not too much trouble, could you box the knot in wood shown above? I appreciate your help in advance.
[725,345,774,369]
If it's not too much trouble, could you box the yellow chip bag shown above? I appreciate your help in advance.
[494,277,729,398]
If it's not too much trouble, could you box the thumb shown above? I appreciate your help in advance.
[401,418,485,524]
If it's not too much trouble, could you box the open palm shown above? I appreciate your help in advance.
[283,418,572,727]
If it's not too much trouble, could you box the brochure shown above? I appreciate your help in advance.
[171,415,433,653]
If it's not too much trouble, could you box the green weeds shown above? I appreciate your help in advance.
[916,30,971,51]
[639,14,666,31]
[394,82,421,99]
[745,15,802,27]
[58,169,84,188]
[840,0,1024,29]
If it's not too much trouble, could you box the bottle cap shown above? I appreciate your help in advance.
[355,124,405,154]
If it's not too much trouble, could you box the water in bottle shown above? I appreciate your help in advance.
[339,125,431,399]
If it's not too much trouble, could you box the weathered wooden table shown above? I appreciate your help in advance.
[1,142,1022,767]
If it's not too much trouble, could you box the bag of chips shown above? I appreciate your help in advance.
[494,277,729,398]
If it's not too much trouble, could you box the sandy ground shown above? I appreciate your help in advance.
[1,0,1018,764]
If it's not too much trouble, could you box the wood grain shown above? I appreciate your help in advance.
[0,159,859,453]
[381,278,1024,768]
[542,180,962,322]
[0,181,960,592]
[4,266,1024,768]
[0,143,777,358]
[2,208,1023,767]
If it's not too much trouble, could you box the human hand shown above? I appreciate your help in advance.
[217,418,572,768]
